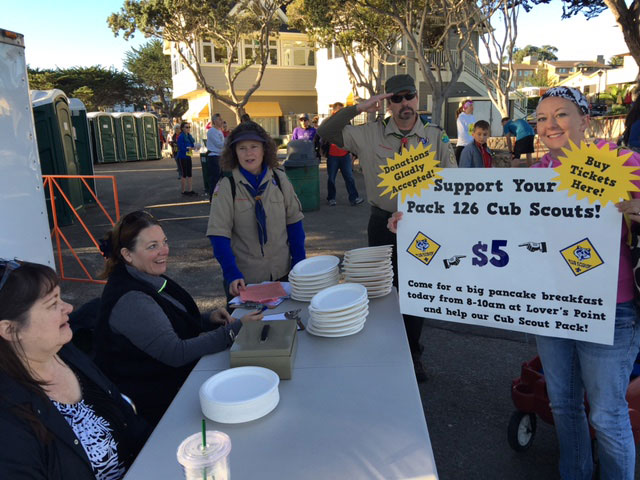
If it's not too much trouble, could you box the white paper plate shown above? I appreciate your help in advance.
[290,294,315,302]
[291,256,340,277]
[310,283,368,312]
[289,267,339,280]
[368,289,393,298]
[345,277,393,286]
[291,277,340,292]
[306,321,365,337]
[309,302,368,319]
[309,316,367,332]
[199,367,280,424]
[311,309,369,327]
[341,271,393,280]
[343,259,391,267]
[346,246,393,254]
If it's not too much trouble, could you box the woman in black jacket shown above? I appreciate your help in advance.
[0,260,149,480]
[95,211,262,427]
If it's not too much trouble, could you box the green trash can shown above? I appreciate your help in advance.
[31,89,84,227]
[284,140,320,212]
[88,112,119,163]
[70,98,96,204]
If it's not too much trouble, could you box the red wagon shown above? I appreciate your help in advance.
[508,355,640,451]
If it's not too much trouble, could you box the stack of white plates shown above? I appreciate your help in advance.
[342,245,394,298]
[307,283,369,337]
[289,255,340,302]
[199,367,280,424]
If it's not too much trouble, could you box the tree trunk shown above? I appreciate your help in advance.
[604,0,640,75]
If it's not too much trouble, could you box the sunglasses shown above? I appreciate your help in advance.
[389,92,416,103]
[0,259,21,293]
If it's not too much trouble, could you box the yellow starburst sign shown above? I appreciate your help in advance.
[552,141,640,205]
[377,143,443,202]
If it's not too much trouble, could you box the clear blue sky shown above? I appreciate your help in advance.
[3,0,630,71]
[4,0,146,70]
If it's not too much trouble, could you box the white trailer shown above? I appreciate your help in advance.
[0,28,54,267]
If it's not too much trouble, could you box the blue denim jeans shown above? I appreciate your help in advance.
[326,153,359,203]
[535,301,640,480]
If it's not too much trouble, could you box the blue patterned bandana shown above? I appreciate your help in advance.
[540,87,590,115]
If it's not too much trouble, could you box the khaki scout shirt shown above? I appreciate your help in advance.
[319,105,457,213]
[206,167,304,284]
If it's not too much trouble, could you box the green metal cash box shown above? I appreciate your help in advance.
[230,320,297,379]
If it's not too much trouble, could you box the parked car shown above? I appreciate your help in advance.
[590,103,608,117]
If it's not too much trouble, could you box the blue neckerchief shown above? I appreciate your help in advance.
[239,165,270,255]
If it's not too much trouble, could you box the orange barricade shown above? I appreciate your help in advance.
[42,175,120,284]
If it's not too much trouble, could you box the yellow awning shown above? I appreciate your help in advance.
[244,101,282,117]
[183,97,210,119]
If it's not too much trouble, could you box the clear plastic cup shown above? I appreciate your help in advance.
[176,430,231,480]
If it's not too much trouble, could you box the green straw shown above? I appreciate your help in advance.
[202,419,206,480]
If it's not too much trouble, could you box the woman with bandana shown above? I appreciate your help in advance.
[388,87,640,479]
[206,121,306,299]
[532,86,640,480]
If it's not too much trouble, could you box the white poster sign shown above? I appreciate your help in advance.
[397,168,621,345]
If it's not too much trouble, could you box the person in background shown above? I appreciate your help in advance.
[501,116,536,166]
[222,120,231,138]
[622,99,640,150]
[95,211,262,427]
[532,86,640,480]
[0,260,149,479]
[292,114,317,142]
[460,120,493,168]
[207,121,306,300]
[169,125,181,179]
[455,99,476,165]
[205,113,225,199]
[176,121,196,196]
[317,73,456,383]
[240,113,251,123]
[324,102,364,206]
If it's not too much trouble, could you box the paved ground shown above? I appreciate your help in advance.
[56,155,640,480]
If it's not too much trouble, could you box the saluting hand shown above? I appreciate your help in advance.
[357,93,392,114]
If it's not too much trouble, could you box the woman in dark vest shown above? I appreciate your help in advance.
[95,211,262,426]
[0,260,149,480]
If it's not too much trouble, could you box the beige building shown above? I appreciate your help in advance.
[167,16,317,142]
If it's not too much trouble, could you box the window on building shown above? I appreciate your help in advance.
[200,40,238,64]
[282,40,315,66]
[241,38,278,65]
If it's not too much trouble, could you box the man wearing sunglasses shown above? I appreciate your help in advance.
[318,74,456,383]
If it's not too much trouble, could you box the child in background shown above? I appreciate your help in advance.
[459,120,493,168]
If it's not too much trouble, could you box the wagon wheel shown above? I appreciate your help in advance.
[508,411,537,452]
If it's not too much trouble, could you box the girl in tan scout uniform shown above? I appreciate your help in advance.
[207,122,306,299]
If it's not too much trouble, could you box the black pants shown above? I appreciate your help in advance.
[454,145,465,166]
[205,154,221,199]
[368,206,423,355]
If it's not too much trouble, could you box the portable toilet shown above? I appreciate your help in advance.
[87,112,119,163]
[30,89,83,226]
[69,99,96,204]
[113,112,140,161]
[134,112,161,160]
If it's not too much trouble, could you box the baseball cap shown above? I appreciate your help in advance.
[299,114,309,120]
[385,74,417,94]
[230,131,265,145]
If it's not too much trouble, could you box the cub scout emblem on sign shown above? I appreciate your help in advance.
[407,232,440,266]
[560,238,604,276]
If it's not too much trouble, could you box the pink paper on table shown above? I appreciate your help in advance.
[239,282,287,303]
